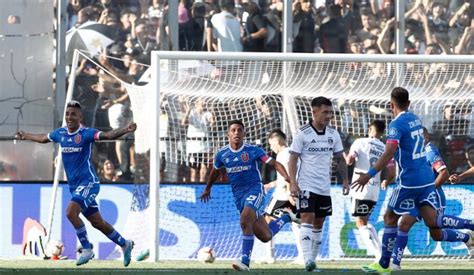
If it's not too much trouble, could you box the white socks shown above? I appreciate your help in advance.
[359,224,381,259]
[312,229,322,261]
[300,223,313,263]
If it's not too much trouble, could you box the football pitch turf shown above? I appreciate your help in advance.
[1,260,474,274]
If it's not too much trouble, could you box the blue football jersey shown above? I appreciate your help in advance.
[425,142,447,177]
[386,111,434,188]
[214,143,271,197]
[48,126,101,188]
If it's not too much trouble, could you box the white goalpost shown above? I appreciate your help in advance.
[58,50,474,262]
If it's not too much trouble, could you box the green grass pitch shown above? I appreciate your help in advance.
[1,259,474,274]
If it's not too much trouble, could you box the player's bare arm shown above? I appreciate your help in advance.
[200,167,221,203]
[334,152,350,195]
[381,164,396,190]
[343,151,356,166]
[99,122,137,140]
[15,131,50,143]
[449,167,474,184]
[352,142,397,192]
[268,159,291,183]
[288,152,300,197]
[434,166,449,188]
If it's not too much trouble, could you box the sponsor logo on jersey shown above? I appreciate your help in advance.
[62,147,83,153]
[241,153,249,162]
[226,165,251,173]
[75,135,82,144]
[308,147,333,152]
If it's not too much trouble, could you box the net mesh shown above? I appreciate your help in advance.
[71,53,474,260]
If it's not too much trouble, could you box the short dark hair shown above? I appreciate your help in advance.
[311,96,332,108]
[268,129,286,141]
[370,120,386,134]
[66,100,82,109]
[228,119,244,129]
[391,87,410,109]
[219,0,235,10]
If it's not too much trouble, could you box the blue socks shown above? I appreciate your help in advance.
[268,215,291,236]
[241,234,254,267]
[75,225,92,249]
[441,229,469,242]
[392,230,408,267]
[106,230,126,246]
[437,215,474,230]
[379,226,397,268]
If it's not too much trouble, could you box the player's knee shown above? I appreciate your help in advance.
[383,211,398,226]
[258,233,272,243]
[239,220,253,232]
[398,220,413,232]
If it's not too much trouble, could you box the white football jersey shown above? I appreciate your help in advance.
[289,123,343,196]
[273,147,291,201]
[348,137,385,201]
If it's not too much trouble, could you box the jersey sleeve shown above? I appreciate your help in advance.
[213,150,224,169]
[47,128,62,143]
[333,132,344,154]
[348,139,360,158]
[427,148,446,172]
[84,128,101,142]
[386,121,402,146]
[255,146,272,164]
[289,130,304,155]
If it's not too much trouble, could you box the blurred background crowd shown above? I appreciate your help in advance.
[14,0,470,184]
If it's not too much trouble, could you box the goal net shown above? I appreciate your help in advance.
[68,51,474,261]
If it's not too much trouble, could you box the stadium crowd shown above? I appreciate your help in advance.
[64,0,474,183]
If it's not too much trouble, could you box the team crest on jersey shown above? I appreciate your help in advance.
[241,153,249,162]
[327,138,333,145]
[388,127,398,138]
[74,135,82,144]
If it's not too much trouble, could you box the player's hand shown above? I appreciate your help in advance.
[200,188,211,203]
[351,172,370,192]
[381,180,388,190]
[289,183,300,198]
[449,174,459,184]
[127,123,137,133]
[15,131,26,140]
[342,182,350,196]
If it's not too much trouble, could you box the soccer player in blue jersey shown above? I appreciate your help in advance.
[200,120,296,271]
[352,88,474,273]
[389,127,474,270]
[16,101,136,266]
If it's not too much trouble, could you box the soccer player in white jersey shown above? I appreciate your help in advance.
[344,120,395,260]
[200,120,297,271]
[258,129,303,264]
[352,88,474,274]
[288,96,350,272]
[16,101,136,266]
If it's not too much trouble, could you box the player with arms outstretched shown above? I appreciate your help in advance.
[16,101,135,266]
[344,120,395,260]
[288,96,350,272]
[352,88,473,273]
[390,127,474,270]
[200,120,296,271]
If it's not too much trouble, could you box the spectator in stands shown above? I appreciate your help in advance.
[100,159,122,182]
[293,0,316,53]
[428,2,450,45]
[355,11,376,43]
[181,97,215,182]
[263,1,283,52]
[189,2,207,51]
[148,0,166,19]
[208,0,242,52]
[241,0,268,52]
[320,4,348,53]
[432,102,470,137]
[130,19,159,63]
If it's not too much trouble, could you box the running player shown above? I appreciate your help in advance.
[199,120,297,271]
[16,101,135,266]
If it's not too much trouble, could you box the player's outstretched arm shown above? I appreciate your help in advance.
[268,159,291,183]
[99,122,137,140]
[15,131,50,143]
[352,142,397,192]
[200,167,220,203]
[381,163,396,190]
[449,167,474,184]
